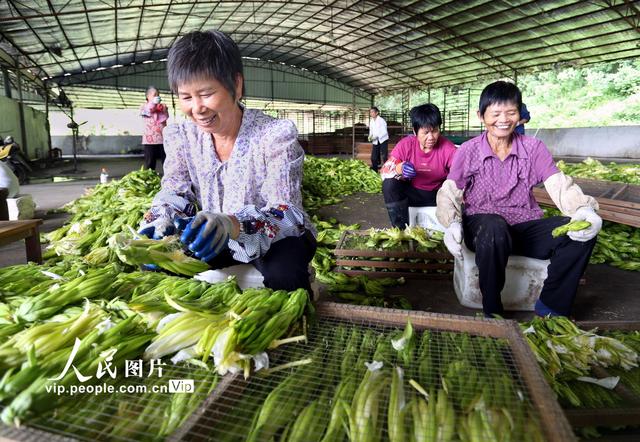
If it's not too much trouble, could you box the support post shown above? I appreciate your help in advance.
[352,88,356,158]
[45,83,52,157]
[2,67,11,98]
[16,66,28,157]
[466,88,471,136]
[70,105,78,172]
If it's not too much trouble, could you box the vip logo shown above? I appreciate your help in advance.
[168,379,195,393]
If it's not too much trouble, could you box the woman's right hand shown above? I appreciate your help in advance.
[444,221,464,260]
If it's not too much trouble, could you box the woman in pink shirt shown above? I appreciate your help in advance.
[380,103,457,228]
[140,86,169,171]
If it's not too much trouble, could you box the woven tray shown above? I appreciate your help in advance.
[333,230,453,279]
[172,303,575,442]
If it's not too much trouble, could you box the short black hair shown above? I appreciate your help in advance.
[167,30,244,99]
[479,81,522,116]
[370,106,380,113]
[410,103,442,133]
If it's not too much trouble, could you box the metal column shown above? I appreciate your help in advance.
[45,83,52,156]
[2,67,11,98]
[401,88,411,133]
[16,65,28,157]
[352,88,356,158]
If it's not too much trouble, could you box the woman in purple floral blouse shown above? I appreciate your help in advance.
[139,30,316,292]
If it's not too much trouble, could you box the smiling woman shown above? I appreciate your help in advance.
[138,30,317,293]
[436,80,602,318]
[379,103,457,228]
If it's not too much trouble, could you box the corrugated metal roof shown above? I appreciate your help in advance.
[1,0,639,107]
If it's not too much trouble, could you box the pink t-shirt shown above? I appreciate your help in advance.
[389,135,457,191]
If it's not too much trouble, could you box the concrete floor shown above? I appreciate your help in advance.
[317,191,640,322]
[2,157,639,322]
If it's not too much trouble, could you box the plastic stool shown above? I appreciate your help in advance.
[7,194,35,220]
[453,243,549,311]
[408,206,445,232]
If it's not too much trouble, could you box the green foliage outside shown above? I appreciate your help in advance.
[377,59,640,128]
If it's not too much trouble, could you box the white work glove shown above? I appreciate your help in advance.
[567,207,602,242]
[444,221,464,260]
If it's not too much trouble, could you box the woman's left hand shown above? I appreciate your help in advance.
[180,212,239,261]
[567,207,602,242]
[401,161,417,180]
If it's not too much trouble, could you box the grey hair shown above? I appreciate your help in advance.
[145,85,158,101]
[167,30,244,99]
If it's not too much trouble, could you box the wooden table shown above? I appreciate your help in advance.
[0,219,44,264]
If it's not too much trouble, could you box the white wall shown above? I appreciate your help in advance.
[531,126,640,159]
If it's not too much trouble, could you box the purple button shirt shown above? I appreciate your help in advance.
[447,132,559,225]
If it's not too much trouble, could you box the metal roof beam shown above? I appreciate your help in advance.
[4,0,66,78]
[45,0,87,72]
[242,0,343,59]
[308,1,517,80]
[0,46,46,90]
[36,30,398,92]
[232,1,295,50]
[149,0,175,61]
[81,0,102,66]
[399,26,639,81]
[378,1,623,72]
[328,7,636,84]
[376,41,640,90]
[0,0,325,22]
[604,0,640,33]
[132,0,146,63]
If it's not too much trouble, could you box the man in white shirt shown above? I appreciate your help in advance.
[368,106,389,171]
[0,160,18,220]
[0,161,19,198]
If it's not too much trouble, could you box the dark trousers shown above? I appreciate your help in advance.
[143,144,166,171]
[382,178,437,207]
[371,140,388,171]
[207,230,317,293]
[0,187,8,221]
[382,179,437,228]
[462,214,596,316]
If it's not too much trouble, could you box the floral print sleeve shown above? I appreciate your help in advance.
[227,118,307,262]
[140,124,198,228]
[230,204,306,262]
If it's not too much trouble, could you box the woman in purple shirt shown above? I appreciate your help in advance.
[380,104,457,228]
[436,81,602,317]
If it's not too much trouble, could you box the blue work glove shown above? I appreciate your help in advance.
[138,218,175,240]
[180,212,236,262]
[173,216,193,233]
[401,161,417,180]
